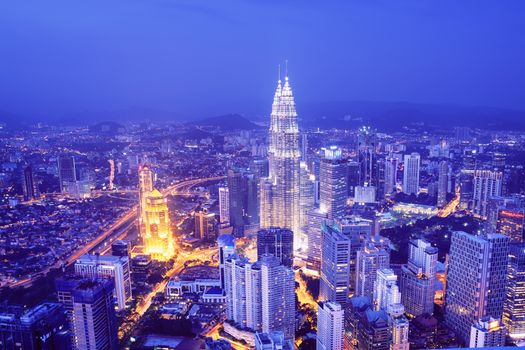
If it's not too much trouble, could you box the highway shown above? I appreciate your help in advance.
[9,176,225,289]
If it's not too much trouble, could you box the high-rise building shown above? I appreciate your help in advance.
[445,231,510,344]
[56,277,118,350]
[0,303,70,350]
[319,146,348,220]
[472,170,503,218]
[305,208,328,272]
[22,165,38,201]
[400,239,437,317]
[255,331,294,350]
[387,304,410,350]
[486,195,525,243]
[319,222,352,307]
[355,240,390,300]
[373,268,400,311]
[138,165,154,242]
[224,255,295,340]
[403,153,420,195]
[299,161,315,249]
[57,155,77,193]
[260,74,301,247]
[227,169,245,235]
[257,227,294,267]
[143,189,174,261]
[459,170,475,210]
[437,160,449,208]
[357,126,378,188]
[317,301,344,350]
[301,134,308,163]
[111,240,130,258]
[383,157,398,198]
[469,316,506,348]
[195,209,217,240]
[75,254,132,311]
[219,187,230,224]
[218,234,236,290]
[503,243,525,341]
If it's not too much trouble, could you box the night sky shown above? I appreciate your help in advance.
[1,0,524,120]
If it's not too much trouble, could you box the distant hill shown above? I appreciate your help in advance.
[187,113,263,131]
[299,101,525,131]
[88,121,126,134]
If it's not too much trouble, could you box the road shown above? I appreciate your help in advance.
[437,190,460,218]
[9,176,225,289]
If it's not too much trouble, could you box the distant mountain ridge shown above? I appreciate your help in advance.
[187,113,264,131]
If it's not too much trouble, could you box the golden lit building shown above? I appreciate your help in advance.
[138,165,154,243]
[143,189,174,261]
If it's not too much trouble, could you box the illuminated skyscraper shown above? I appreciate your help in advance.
[472,170,503,218]
[437,160,449,208]
[403,152,420,195]
[320,146,348,220]
[138,165,154,242]
[373,268,400,311]
[260,73,301,248]
[503,243,525,341]
[58,155,77,193]
[355,240,390,300]
[22,165,38,201]
[143,189,174,261]
[383,156,398,198]
[218,187,230,224]
[317,301,344,350]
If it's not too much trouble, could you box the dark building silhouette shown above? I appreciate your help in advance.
[22,165,38,201]
[257,227,293,267]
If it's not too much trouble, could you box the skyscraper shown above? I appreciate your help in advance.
[218,187,230,224]
[399,239,437,317]
[143,189,174,261]
[486,195,525,242]
[255,331,294,350]
[111,240,130,258]
[75,254,132,311]
[22,165,38,201]
[224,255,295,340]
[445,231,510,344]
[319,222,352,307]
[317,301,344,350]
[218,234,236,290]
[138,165,154,242]
[355,240,390,300]
[503,243,525,341]
[437,160,449,208]
[257,227,294,267]
[260,74,301,247]
[227,169,245,235]
[357,126,377,188]
[57,155,76,193]
[195,209,217,240]
[403,152,420,195]
[383,156,398,198]
[305,208,329,272]
[373,268,400,311]
[299,161,315,249]
[387,304,410,350]
[56,277,118,350]
[472,170,503,218]
[319,146,348,220]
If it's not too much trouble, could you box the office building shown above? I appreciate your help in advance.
[257,227,294,267]
[111,240,130,257]
[317,301,344,350]
[319,222,352,306]
[218,234,236,290]
[355,241,390,300]
[260,74,301,245]
[472,170,503,218]
[299,161,316,248]
[383,157,398,198]
[75,254,132,311]
[22,165,38,201]
[400,239,437,317]
[437,160,448,208]
[0,303,69,350]
[301,134,308,163]
[138,164,154,242]
[143,189,174,261]
[387,304,410,350]
[445,231,510,344]
[255,331,293,350]
[319,146,348,220]
[469,317,506,348]
[305,208,329,271]
[486,195,525,243]
[57,155,77,193]
[56,277,118,350]
[503,243,525,341]
[219,187,230,224]
[373,268,400,311]
[195,209,217,240]
[403,153,420,195]
[227,169,245,235]
[357,126,378,188]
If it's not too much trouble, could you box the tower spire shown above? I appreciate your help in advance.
[285,59,288,79]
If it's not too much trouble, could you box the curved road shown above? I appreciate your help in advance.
[9,176,225,289]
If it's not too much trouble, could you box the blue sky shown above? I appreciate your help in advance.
[1,0,524,120]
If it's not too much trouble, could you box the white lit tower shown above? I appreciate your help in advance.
[138,165,154,243]
[260,70,301,248]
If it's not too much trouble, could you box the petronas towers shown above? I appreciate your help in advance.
[260,74,302,247]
